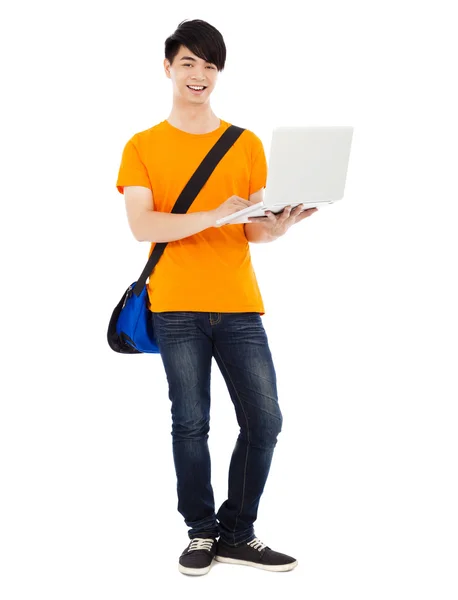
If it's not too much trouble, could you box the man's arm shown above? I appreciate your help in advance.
[124,186,215,243]
[243,188,276,243]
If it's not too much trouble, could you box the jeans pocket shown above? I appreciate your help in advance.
[152,311,198,341]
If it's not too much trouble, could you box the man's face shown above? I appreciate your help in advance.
[164,46,219,104]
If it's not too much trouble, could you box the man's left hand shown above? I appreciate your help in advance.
[248,205,318,238]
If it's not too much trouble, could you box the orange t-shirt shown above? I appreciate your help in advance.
[116,119,267,314]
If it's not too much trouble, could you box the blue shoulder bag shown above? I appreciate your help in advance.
[107,124,245,354]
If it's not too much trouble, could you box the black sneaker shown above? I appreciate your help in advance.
[215,537,298,572]
[178,537,217,576]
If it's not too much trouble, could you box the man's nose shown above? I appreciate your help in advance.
[191,70,206,81]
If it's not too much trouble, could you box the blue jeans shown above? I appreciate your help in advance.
[151,311,283,547]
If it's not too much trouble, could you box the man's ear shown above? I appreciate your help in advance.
[164,59,171,79]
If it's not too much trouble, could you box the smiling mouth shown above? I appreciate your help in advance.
[187,85,207,91]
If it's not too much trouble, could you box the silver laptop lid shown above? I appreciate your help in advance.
[264,126,354,206]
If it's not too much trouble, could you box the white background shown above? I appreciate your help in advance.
[1,0,457,598]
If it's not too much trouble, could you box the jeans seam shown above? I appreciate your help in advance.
[213,344,250,545]
[209,313,222,326]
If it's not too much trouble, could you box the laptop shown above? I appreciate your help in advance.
[215,125,354,226]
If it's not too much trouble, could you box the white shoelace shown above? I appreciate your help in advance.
[247,538,267,552]
[189,538,214,552]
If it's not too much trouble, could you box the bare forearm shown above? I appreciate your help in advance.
[134,210,215,243]
[244,222,278,243]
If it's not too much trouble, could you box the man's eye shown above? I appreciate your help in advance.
[183,63,215,69]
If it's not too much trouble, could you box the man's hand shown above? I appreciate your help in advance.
[210,195,254,227]
[248,205,318,239]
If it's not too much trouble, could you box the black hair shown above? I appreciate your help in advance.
[164,19,226,72]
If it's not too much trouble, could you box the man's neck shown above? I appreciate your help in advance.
[167,101,220,134]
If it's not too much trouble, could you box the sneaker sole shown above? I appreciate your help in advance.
[178,562,213,576]
[214,555,298,572]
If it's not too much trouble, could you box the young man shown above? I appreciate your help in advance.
[116,19,317,576]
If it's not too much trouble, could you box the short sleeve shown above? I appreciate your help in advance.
[249,134,268,196]
[116,137,152,194]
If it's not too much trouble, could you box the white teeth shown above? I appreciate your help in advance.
[188,86,205,90]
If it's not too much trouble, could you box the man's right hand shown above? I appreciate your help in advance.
[208,195,254,228]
